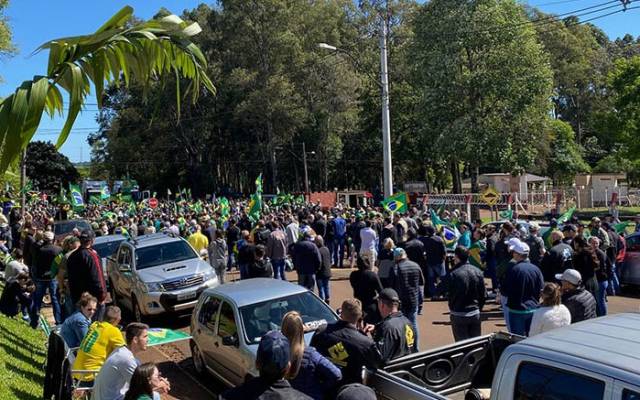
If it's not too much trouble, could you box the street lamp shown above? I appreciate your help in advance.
[318,15,393,198]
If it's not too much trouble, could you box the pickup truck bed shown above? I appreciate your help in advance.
[366,332,521,400]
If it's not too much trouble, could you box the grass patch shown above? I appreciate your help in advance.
[0,283,46,400]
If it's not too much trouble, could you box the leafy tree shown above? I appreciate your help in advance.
[412,0,553,194]
[0,0,16,81]
[0,6,214,175]
[606,56,640,158]
[544,120,589,185]
[25,141,79,192]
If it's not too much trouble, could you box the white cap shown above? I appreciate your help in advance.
[556,269,582,286]
[44,231,55,241]
[507,238,529,255]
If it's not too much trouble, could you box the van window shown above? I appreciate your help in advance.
[623,389,640,400]
[218,302,237,338]
[198,296,221,330]
[514,362,605,400]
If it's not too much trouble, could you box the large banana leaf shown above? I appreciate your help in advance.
[0,6,216,173]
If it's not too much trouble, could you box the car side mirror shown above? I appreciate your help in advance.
[120,263,132,272]
[222,335,239,347]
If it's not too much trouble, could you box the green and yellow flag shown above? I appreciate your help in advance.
[219,197,230,221]
[69,184,85,209]
[557,206,576,225]
[255,173,263,194]
[469,240,486,270]
[381,192,408,213]
[248,193,262,222]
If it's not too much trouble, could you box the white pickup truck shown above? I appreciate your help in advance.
[367,313,640,400]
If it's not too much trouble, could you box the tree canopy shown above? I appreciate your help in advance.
[26,141,79,192]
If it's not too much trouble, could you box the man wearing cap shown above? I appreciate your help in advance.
[562,224,577,246]
[541,231,573,283]
[525,223,545,267]
[556,269,597,323]
[374,288,415,362]
[67,229,107,321]
[448,246,486,341]
[502,238,544,336]
[222,331,311,400]
[390,247,424,351]
[311,299,383,386]
[29,230,63,327]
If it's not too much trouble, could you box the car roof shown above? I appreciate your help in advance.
[53,219,89,225]
[520,313,640,375]
[203,278,309,307]
[94,234,125,244]
[124,232,184,248]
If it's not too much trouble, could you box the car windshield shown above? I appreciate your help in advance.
[93,240,125,259]
[54,220,91,236]
[135,241,197,269]
[240,292,338,344]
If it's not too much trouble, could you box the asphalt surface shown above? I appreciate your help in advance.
[125,269,640,400]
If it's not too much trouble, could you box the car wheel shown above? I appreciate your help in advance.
[191,342,206,376]
[133,295,144,323]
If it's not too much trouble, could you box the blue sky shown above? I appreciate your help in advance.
[1,0,638,163]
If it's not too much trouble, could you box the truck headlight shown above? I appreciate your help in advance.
[203,269,216,282]
[145,281,164,292]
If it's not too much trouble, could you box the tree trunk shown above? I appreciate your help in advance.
[470,163,480,220]
[450,160,462,193]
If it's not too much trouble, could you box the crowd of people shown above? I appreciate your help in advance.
[0,195,633,399]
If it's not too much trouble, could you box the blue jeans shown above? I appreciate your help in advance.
[239,263,249,280]
[427,262,446,298]
[333,237,345,267]
[272,259,286,280]
[596,280,608,316]
[327,240,335,264]
[30,279,62,328]
[402,305,419,352]
[298,273,316,290]
[609,262,621,295]
[501,295,511,332]
[226,251,236,271]
[508,311,533,337]
[317,277,330,301]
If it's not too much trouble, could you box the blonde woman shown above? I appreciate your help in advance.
[529,282,571,336]
[281,311,341,400]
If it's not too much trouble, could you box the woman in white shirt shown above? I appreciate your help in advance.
[529,282,571,336]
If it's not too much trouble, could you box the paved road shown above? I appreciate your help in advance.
[134,270,640,399]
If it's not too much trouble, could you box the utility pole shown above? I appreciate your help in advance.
[302,142,309,194]
[380,13,393,198]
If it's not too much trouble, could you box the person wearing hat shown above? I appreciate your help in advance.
[390,247,423,351]
[524,223,545,267]
[556,269,597,323]
[67,229,108,321]
[540,230,574,283]
[448,246,486,342]
[501,238,544,336]
[562,224,577,246]
[221,331,312,399]
[29,230,63,327]
[589,217,610,251]
[374,288,415,362]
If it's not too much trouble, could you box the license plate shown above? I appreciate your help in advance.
[177,292,196,301]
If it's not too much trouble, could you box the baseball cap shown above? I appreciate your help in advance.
[43,231,55,241]
[555,269,582,286]
[256,331,290,375]
[393,247,406,259]
[377,288,400,303]
[507,238,529,255]
[336,384,377,400]
[528,222,540,231]
[562,224,576,232]
[79,229,96,241]
[591,217,601,223]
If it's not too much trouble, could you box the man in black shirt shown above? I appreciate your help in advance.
[29,231,63,327]
[374,288,415,362]
[390,248,424,351]
[226,219,241,271]
[311,298,383,385]
[420,225,447,300]
[67,229,107,321]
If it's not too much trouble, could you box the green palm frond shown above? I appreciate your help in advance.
[0,6,215,173]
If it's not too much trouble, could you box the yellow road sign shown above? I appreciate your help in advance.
[480,187,500,206]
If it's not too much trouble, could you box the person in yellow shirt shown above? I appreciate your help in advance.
[188,225,209,254]
[73,305,125,381]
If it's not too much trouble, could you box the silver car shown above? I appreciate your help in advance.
[108,233,218,322]
[190,278,339,387]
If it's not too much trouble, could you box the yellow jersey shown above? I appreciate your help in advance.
[72,321,125,380]
[188,232,209,254]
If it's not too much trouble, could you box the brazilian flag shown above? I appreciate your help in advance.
[69,184,85,209]
[469,240,486,270]
[248,193,262,222]
[381,192,408,213]
[255,173,263,194]
[557,206,576,225]
[219,197,230,221]
[499,209,513,220]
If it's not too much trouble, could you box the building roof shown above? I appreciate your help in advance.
[478,173,550,182]
[521,313,640,376]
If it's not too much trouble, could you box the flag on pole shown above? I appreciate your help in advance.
[381,192,408,213]
[255,173,263,194]
[219,197,230,221]
[614,221,632,235]
[248,193,262,222]
[430,209,460,248]
[557,206,576,224]
[69,184,85,209]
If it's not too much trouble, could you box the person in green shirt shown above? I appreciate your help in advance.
[123,362,169,400]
